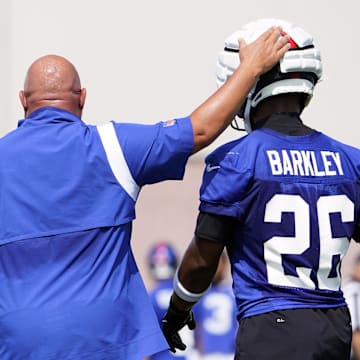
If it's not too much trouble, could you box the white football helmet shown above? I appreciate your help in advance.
[216,18,323,132]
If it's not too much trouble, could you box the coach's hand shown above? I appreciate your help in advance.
[161,299,196,353]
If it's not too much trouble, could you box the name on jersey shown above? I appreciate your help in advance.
[266,149,344,176]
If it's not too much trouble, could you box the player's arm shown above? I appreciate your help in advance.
[161,212,235,352]
[173,212,235,296]
[190,27,290,153]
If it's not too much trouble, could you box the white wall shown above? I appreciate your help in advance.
[4,0,360,286]
[6,1,360,149]
[0,2,12,133]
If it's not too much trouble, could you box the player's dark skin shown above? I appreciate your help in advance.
[172,93,304,311]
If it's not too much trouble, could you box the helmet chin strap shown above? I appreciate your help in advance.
[243,83,257,133]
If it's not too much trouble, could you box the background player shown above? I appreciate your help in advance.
[147,242,197,360]
[161,18,360,360]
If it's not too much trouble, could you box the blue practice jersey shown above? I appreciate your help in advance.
[149,279,196,360]
[193,283,237,355]
[199,120,360,320]
[0,107,193,359]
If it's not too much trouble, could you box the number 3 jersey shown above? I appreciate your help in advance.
[199,113,360,320]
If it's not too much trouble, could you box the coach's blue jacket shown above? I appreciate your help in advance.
[0,107,193,359]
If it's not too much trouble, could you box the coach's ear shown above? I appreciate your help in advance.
[79,88,86,110]
[19,90,28,115]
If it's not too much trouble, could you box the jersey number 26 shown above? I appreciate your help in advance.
[264,194,353,291]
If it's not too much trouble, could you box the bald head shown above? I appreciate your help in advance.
[19,55,86,117]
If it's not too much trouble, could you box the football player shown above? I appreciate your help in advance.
[147,243,197,360]
[161,18,360,360]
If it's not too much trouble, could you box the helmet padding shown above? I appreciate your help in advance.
[216,18,323,132]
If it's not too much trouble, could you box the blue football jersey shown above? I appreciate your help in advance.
[0,107,194,359]
[199,123,360,320]
[193,283,237,355]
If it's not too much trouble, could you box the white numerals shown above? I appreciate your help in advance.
[264,195,313,288]
[264,194,353,290]
[202,293,234,335]
[317,195,353,290]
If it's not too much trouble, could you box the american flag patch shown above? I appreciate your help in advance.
[163,119,176,127]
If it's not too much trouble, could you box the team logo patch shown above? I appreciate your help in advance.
[206,164,220,173]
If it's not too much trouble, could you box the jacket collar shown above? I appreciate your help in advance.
[18,106,84,127]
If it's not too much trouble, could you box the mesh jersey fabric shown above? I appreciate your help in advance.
[199,113,360,320]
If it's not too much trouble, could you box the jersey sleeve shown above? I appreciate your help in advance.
[195,212,236,244]
[112,117,194,186]
[199,140,254,220]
